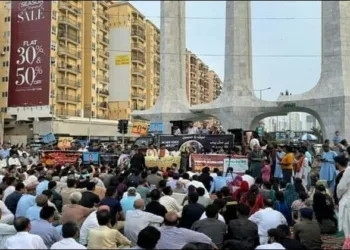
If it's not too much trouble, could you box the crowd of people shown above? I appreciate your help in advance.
[0,129,349,249]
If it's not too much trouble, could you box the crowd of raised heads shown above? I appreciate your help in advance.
[0,130,350,249]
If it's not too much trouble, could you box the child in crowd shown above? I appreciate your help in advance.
[261,157,271,182]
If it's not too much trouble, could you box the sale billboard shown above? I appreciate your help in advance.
[8,1,52,107]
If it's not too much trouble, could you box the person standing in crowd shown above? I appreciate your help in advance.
[294,148,309,188]
[334,155,348,206]
[320,143,337,191]
[249,134,260,150]
[200,122,210,135]
[280,146,295,184]
[333,130,342,145]
[336,157,350,237]
[187,122,200,135]
[180,192,205,229]
[130,146,146,172]
[249,145,263,179]
[4,182,25,216]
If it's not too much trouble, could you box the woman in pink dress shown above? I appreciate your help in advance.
[261,157,271,182]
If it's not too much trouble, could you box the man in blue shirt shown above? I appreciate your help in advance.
[36,176,49,196]
[210,171,228,194]
[333,131,342,145]
[16,185,36,217]
[120,187,138,215]
[26,194,48,221]
[30,206,62,248]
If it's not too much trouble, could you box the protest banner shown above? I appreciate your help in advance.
[82,152,99,165]
[40,150,82,166]
[131,122,148,136]
[159,134,234,152]
[57,137,73,149]
[224,156,249,173]
[145,156,181,169]
[189,154,226,172]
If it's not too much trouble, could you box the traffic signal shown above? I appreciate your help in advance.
[118,119,129,134]
[122,120,128,134]
[118,121,123,134]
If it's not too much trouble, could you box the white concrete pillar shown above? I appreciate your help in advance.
[224,1,253,98]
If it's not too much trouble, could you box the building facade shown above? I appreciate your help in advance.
[2,1,118,140]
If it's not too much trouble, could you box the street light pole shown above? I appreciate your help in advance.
[254,87,272,100]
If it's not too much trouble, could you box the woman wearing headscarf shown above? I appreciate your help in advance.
[240,184,264,216]
[228,175,243,194]
[273,191,292,225]
[249,145,263,179]
[294,177,306,195]
[232,180,249,201]
[313,185,337,234]
[284,183,299,209]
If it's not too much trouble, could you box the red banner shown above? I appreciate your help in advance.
[8,1,52,107]
[40,151,82,166]
[190,154,226,172]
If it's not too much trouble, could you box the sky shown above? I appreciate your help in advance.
[129,1,321,101]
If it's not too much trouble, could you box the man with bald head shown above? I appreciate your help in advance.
[124,199,164,246]
[156,212,214,249]
[79,205,110,246]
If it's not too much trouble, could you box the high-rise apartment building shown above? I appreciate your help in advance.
[107,3,222,121]
[186,50,223,105]
[2,1,117,140]
[107,2,148,120]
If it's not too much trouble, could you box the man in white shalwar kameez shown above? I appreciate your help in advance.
[337,164,350,237]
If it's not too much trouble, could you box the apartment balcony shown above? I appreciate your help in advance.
[97,88,109,96]
[154,54,160,63]
[98,9,109,20]
[58,47,81,59]
[57,64,81,74]
[56,94,80,104]
[131,93,146,100]
[154,34,160,43]
[190,65,196,72]
[58,32,80,45]
[97,35,109,46]
[190,84,196,91]
[154,66,160,74]
[131,80,146,89]
[97,21,109,33]
[153,75,159,84]
[58,17,80,30]
[131,29,146,41]
[97,113,109,119]
[97,62,109,71]
[131,42,145,53]
[56,78,81,89]
[97,49,109,59]
[97,75,109,84]
[56,109,80,117]
[131,18,145,29]
[131,68,145,76]
[58,2,81,16]
[154,44,160,53]
[98,102,108,110]
[131,54,145,64]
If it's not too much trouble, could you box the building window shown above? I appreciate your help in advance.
[52,26,56,35]
[52,11,57,20]
[92,30,96,37]
[92,1,96,9]
[51,42,56,51]
[92,70,96,77]
[2,61,8,67]
[2,92,7,97]
[91,97,95,102]
[3,46,9,52]
[4,17,10,22]
[92,84,95,89]
[92,56,96,64]
[92,16,96,24]
[1,107,7,112]
[3,31,10,38]
[92,43,96,51]
[2,76,8,82]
